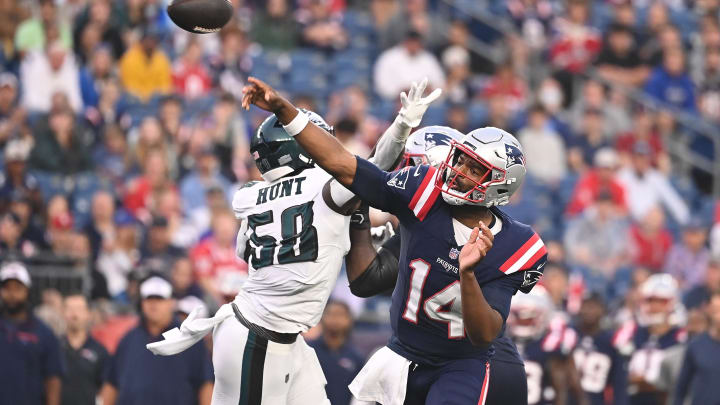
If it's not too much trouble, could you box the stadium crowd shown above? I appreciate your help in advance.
[1,0,720,404]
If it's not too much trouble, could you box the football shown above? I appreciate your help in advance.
[167,0,233,34]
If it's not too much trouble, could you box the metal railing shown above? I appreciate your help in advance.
[2,254,92,303]
[438,0,720,197]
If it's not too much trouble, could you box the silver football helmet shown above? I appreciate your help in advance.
[508,285,555,340]
[436,127,526,207]
[637,274,684,327]
[399,126,464,168]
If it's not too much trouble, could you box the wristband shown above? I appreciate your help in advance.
[282,110,309,136]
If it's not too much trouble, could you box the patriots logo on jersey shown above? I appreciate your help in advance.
[424,132,453,150]
[505,144,525,168]
[521,269,543,290]
[387,167,410,189]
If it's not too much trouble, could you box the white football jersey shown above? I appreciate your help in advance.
[231,167,351,333]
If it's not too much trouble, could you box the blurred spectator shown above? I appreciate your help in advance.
[564,192,630,282]
[325,86,384,147]
[483,62,528,115]
[173,40,212,99]
[123,149,176,223]
[696,46,720,124]
[206,92,250,181]
[139,216,186,276]
[629,207,673,272]
[298,0,348,51]
[0,211,36,259]
[28,106,93,174]
[569,79,631,142]
[119,28,172,101]
[0,72,26,142]
[0,262,63,405]
[441,20,494,75]
[506,0,554,51]
[566,148,626,216]
[97,210,139,301]
[517,104,567,185]
[92,124,129,189]
[14,0,72,54]
[170,256,204,299]
[101,276,213,405]
[615,107,668,171]
[78,46,114,109]
[442,46,472,104]
[684,261,720,310]
[250,0,299,51]
[20,41,82,113]
[445,103,470,134]
[309,300,364,405]
[373,30,445,100]
[380,0,446,51]
[617,142,689,224]
[664,219,711,289]
[154,188,202,249]
[481,95,513,132]
[180,148,231,215]
[595,23,650,87]
[644,47,697,113]
[549,0,602,101]
[673,293,720,405]
[71,0,124,61]
[190,210,246,301]
[84,191,116,261]
[642,22,682,68]
[333,117,370,158]
[209,28,250,100]
[0,139,42,210]
[60,294,109,405]
[541,262,570,311]
[567,108,611,172]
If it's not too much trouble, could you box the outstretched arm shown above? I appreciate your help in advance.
[242,77,357,186]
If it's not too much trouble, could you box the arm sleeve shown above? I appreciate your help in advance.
[673,344,695,405]
[348,234,401,297]
[481,272,525,322]
[42,331,64,378]
[348,156,438,218]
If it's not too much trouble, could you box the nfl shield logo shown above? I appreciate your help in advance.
[449,248,460,260]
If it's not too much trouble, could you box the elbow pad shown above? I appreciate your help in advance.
[348,247,400,298]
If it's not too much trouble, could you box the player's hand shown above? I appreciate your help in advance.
[241,77,287,113]
[459,221,493,273]
[396,77,442,128]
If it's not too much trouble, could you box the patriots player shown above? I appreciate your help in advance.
[572,293,629,405]
[146,79,441,405]
[613,274,687,405]
[508,287,588,405]
[347,126,531,405]
[242,77,548,405]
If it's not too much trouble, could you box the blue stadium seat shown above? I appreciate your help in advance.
[420,102,447,127]
[467,102,489,129]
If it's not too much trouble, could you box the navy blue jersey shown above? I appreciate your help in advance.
[673,332,720,405]
[573,329,629,405]
[516,327,577,405]
[613,322,687,405]
[349,157,547,366]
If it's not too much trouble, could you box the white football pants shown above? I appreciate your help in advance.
[210,315,331,405]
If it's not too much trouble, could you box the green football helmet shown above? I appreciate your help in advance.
[251,109,333,182]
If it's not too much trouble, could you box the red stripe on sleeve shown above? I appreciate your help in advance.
[408,167,437,210]
[499,233,540,272]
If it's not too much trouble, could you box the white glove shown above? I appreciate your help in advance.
[396,78,443,129]
[146,304,233,356]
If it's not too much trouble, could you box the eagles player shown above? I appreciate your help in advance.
[347,126,534,405]
[146,79,441,405]
[242,77,548,405]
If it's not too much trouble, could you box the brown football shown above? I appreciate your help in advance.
[167,0,233,34]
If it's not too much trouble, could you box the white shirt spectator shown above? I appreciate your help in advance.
[617,167,689,224]
[20,44,82,113]
[373,39,445,100]
[518,125,567,184]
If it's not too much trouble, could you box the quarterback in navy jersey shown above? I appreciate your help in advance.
[613,274,687,405]
[572,293,629,405]
[242,78,547,405]
[346,126,531,405]
[508,287,588,405]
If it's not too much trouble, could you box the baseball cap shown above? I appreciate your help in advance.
[0,262,31,288]
[140,276,173,299]
[4,140,31,162]
[684,217,707,231]
[593,148,619,169]
[0,72,18,90]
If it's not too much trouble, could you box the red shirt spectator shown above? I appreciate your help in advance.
[549,1,602,74]
[628,210,673,272]
[566,149,627,216]
[482,64,528,114]
[172,41,212,99]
